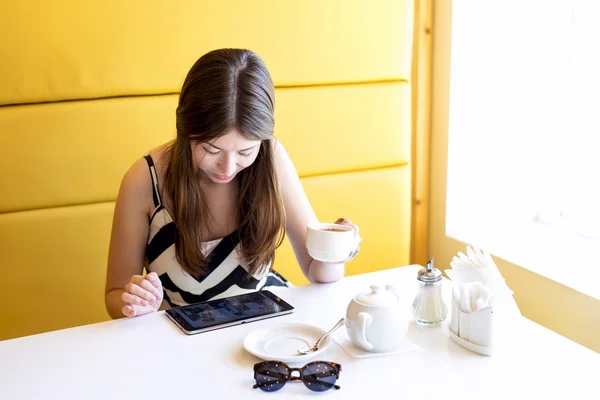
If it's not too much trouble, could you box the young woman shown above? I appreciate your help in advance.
[105,49,360,319]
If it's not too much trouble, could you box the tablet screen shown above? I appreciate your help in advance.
[166,290,294,332]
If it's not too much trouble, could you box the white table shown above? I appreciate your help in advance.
[1,266,598,399]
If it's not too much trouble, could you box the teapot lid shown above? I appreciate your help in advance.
[355,285,399,307]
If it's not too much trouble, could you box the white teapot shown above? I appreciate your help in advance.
[345,285,408,352]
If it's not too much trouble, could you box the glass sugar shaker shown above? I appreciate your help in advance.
[412,258,447,326]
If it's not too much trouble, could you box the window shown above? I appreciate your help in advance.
[446,0,599,298]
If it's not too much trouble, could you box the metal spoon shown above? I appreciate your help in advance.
[297,318,345,355]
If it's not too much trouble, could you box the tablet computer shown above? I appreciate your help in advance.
[165,290,294,335]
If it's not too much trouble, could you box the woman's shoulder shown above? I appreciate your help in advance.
[117,142,172,212]
[146,142,173,175]
[122,143,168,184]
[272,138,297,177]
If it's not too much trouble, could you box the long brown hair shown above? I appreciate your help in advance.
[163,49,285,277]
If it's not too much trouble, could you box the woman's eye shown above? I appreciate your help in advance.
[202,147,220,155]
[238,151,253,158]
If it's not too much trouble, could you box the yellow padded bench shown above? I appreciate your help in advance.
[0,0,414,340]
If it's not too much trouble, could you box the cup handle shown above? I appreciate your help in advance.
[355,312,373,351]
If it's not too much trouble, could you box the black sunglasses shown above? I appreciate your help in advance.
[252,360,342,392]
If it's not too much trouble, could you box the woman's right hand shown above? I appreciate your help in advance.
[121,272,164,317]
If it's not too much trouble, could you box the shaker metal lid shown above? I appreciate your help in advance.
[417,258,442,282]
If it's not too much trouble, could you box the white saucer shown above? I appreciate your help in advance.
[243,323,331,364]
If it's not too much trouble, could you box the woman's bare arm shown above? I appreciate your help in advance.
[105,158,160,318]
[273,140,349,283]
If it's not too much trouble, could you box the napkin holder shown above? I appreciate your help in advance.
[449,294,495,356]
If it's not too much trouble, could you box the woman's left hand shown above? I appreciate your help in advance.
[334,217,361,262]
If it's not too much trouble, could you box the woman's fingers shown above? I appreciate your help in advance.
[122,303,156,318]
[139,278,162,300]
[121,273,164,318]
[125,282,158,303]
[144,272,163,293]
[131,275,162,300]
[335,217,352,225]
[333,218,361,262]
[122,291,150,307]
[122,305,136,317]
[349,223,359,238]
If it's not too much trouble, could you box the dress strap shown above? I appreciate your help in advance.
[143,154,163,209]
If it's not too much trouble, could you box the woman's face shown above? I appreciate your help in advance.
[192,129,262,184]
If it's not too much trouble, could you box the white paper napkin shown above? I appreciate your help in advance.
[331,328,419,358]
[454,281,493,313]
[446,246,521,318]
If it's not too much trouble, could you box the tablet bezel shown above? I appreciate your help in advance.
[165,290,294,335]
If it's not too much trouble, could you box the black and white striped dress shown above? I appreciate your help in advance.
[143,155,290,307]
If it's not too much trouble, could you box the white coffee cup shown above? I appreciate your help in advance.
[306,223,355,263]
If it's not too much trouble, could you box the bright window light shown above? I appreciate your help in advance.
[446,0,599,298]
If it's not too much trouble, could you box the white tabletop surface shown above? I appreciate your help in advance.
[1,265,598,399]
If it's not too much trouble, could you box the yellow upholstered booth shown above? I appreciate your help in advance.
[0,0,415,340]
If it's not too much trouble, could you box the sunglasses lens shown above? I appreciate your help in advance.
[302,363,338,392]
[254,363,288,392]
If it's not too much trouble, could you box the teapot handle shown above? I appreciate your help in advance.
[355,312,373,351]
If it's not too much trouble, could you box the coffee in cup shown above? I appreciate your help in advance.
[306,223,355,263]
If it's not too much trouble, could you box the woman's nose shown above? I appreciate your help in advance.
[218,155,236,176]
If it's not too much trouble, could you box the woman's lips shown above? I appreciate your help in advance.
[214,173,233,181]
